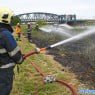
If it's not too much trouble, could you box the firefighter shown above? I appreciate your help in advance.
[0,7,24,95]
[15,23,22,41]
[27,22,32,42]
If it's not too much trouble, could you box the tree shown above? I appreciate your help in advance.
[11,16,21,26]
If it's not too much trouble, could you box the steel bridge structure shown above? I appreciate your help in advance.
[16,12,76,23]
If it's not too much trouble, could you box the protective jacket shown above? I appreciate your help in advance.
[15,25,21,34]
[0,27,23,69]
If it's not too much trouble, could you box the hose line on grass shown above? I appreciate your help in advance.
[24,48,77,95]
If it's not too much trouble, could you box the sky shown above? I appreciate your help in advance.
[0,0,95,19]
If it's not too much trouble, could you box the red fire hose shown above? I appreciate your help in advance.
[23,48,46,59]
[30,62,77,95]
[24,48,77,95]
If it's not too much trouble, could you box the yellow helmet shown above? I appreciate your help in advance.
[0,7,14,24]
[17,23,20,25]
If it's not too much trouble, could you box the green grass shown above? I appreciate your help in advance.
[11,25,80,95]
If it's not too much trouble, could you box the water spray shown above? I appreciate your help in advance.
[39,25,73,37]
[50,28,95,48]
[24,28,95,59]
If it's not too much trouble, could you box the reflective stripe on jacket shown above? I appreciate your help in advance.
[0,28,23,68]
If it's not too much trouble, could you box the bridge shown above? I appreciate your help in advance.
[16,12,76,24]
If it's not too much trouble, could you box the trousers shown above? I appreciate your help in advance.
[0,67,14,95]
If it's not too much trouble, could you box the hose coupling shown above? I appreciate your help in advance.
[43,75,56,83]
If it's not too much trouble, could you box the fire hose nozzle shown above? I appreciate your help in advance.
[46,46,51,49]
[43,75,56,83]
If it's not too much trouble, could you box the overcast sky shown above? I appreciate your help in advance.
[0,0,95,19]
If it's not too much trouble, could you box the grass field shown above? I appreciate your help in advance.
[11,24,95,95]
[10,28,80,95]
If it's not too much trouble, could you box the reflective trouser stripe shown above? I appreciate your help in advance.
[0,63,15,69]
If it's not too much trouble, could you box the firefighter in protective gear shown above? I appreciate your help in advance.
[15,23,22,41]
[27,22,32,42]
[0,7,24,95]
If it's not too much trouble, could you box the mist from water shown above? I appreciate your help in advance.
[39,25,53,33]
[50,27,95,48]
[40,24,74,37]
[52,25,73,37]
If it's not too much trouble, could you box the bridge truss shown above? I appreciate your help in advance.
[16,12,76,23]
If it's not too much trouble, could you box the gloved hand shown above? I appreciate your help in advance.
[22,54,25,57]
[16,54,25,65]
[35,47,40,53]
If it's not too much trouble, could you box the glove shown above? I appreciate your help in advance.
[16,54,25,65]
[35,47,40,53]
